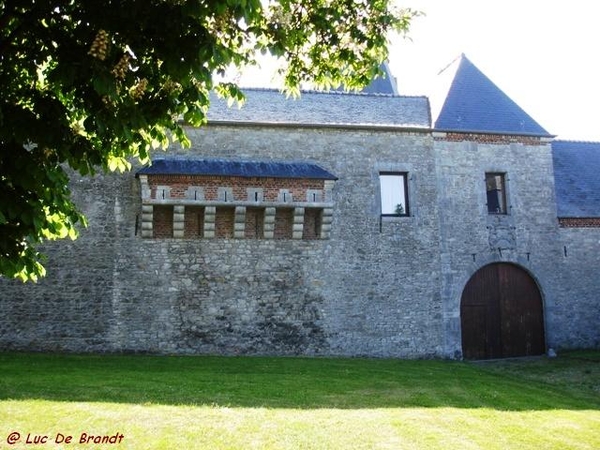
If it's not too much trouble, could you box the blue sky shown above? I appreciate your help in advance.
[241,0,600,141]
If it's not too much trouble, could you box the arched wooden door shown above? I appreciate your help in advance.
[460,263,545,360]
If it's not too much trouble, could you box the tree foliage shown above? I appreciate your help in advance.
[0,0,417,281]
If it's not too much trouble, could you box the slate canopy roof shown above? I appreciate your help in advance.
[137,158,338,180]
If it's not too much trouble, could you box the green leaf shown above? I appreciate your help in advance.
[0,0,416,281]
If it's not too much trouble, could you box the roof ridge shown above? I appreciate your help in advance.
[227,86,427,100]
[151,156,329,163]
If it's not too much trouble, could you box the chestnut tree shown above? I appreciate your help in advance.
[0,0,417,281]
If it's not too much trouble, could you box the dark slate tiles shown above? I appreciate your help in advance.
[207,89,430,129]
[138,158,338,180]
[552,140,600,217]
[435,54,551,137]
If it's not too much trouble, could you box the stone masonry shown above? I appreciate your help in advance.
[0,124,447,357]
[0,90,599,358]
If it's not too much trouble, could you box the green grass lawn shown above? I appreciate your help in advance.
[0,351,598,449]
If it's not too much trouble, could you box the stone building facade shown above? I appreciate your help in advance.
[0,55,598,358]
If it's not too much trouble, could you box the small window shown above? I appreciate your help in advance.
[379,173,409,216]
[486,173,507,214]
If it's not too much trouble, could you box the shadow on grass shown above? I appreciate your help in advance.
[0,351,598,411]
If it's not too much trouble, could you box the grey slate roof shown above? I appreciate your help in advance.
[207,89,430,129]
[435,54,552,137]
[137,158,338,180]
[552,140,600,217]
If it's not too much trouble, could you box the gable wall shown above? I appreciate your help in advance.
[434,134,558,356]
[434,133,600,355]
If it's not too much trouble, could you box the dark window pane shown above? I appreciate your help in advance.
[486,173,507,214]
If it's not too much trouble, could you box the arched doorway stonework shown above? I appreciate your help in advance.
[460,263,546,360]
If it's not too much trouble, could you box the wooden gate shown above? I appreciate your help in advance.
[460,263,545,360]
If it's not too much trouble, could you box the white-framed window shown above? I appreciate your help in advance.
[379,172,409,216]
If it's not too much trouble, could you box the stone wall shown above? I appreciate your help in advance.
[553,227,600,348]
[0,170,132,352]
[1,124,598,357]
[0,124,445,357]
